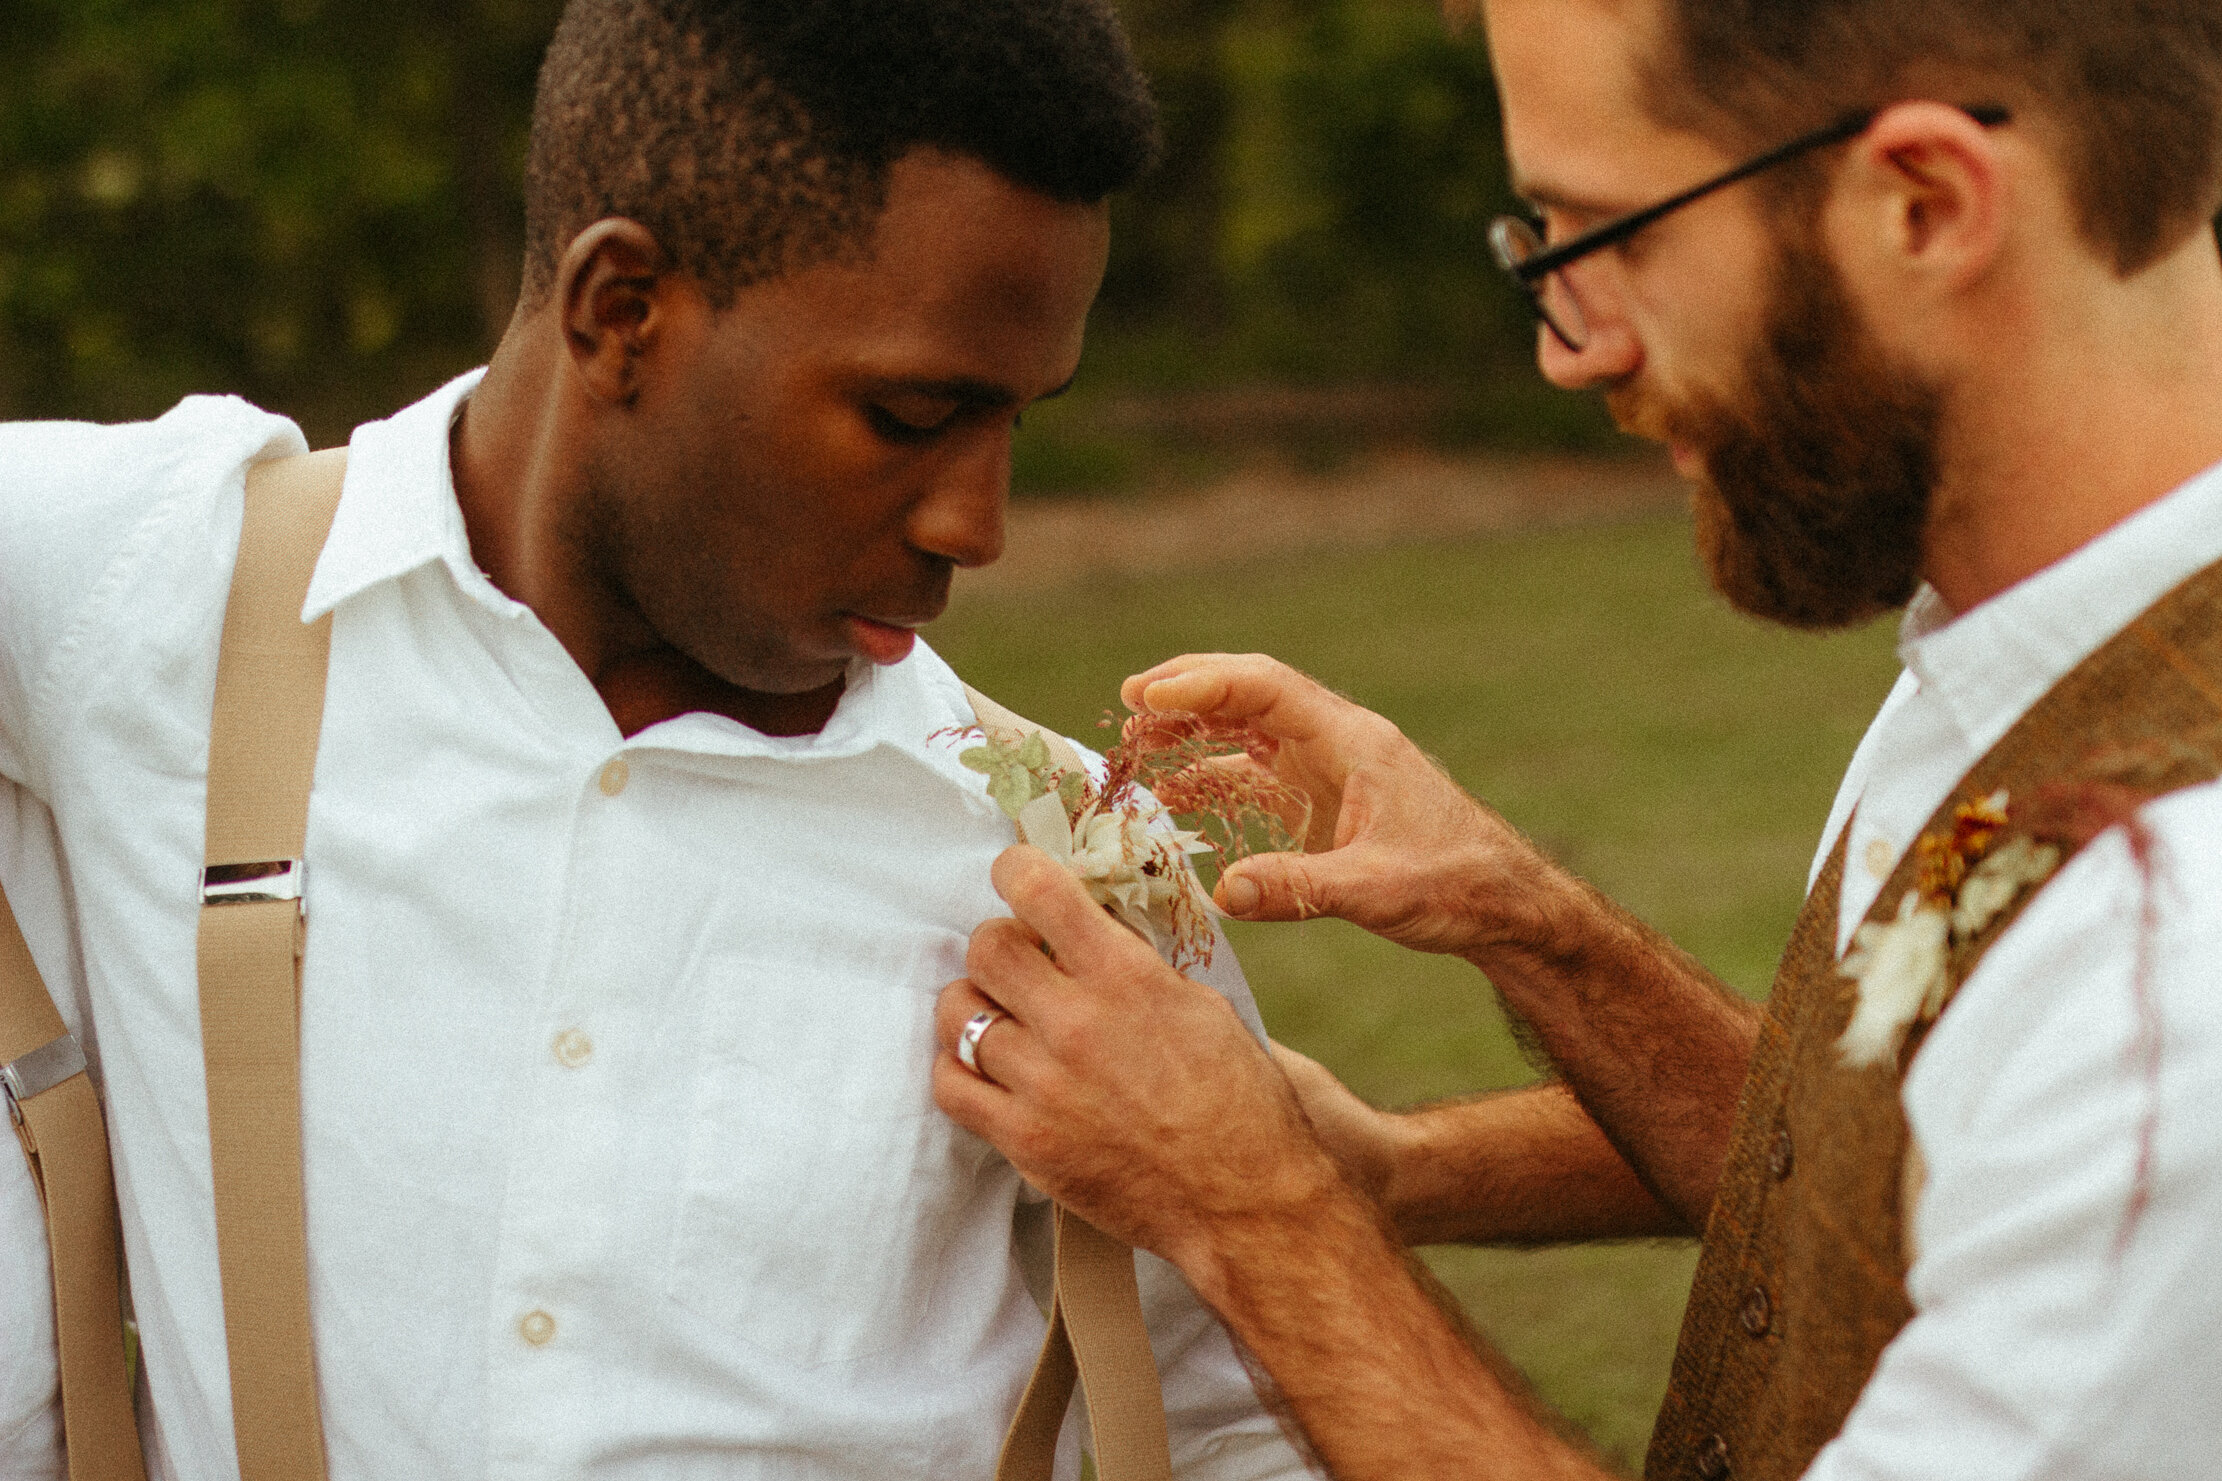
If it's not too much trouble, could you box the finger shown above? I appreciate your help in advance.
[1269,1040,1360,1118]
[1130,655,1345,744]
[935,973,1049,1094]
[1119,653,1223,712]
[963,908,1070,1018]
[1215,848,1350,923]
[1268,1039,1328,1084]
[932,1042,1018,1139]
[989,845,1160,981]
[934,974,1008,1059]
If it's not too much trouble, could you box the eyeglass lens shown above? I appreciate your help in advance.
[1488,216,1589,352]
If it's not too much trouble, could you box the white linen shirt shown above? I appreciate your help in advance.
[0,371,1304,1481]
[1803,462,2222,1479]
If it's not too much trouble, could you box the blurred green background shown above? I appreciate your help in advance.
[0,0,1616,458]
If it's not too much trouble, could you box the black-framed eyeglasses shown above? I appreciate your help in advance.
[1489,103,2012,352]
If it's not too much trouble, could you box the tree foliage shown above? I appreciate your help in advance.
[1,0,552,441]
[1,0,1540,445]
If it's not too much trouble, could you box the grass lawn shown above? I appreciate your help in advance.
[925,510,1903,1473]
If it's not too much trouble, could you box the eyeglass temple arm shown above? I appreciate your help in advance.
[1512,103,2011,284]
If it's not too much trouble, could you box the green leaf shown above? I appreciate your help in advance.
[1058,770,1088,810]
[988,767,1038,821]
[1017,732,1052,772]
[958,746,996,774]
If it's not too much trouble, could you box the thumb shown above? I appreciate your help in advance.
[1216,850,1348,923]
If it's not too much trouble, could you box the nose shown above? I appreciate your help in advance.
[909,434,1008,569]
[1536,312,1641,391]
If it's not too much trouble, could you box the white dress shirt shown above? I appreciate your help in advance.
[0,371,1304,1481]
[1803,463,2222,1479]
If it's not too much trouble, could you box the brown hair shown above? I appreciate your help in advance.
[1639,0,2222,274]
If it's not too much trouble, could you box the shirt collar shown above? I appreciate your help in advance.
[304,366,495,623]
[299,367,969,765]
[1896,456,2222,756]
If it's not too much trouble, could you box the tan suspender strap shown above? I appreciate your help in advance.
[998,1206,1174,1481]
[961,685,1173,1481]
[1,885,147,1481]
[197,448,347,1481]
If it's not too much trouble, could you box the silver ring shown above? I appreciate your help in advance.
[958,1009,1006,1076]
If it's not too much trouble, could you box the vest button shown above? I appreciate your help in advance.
[1696,1434,1732,1479]
[1767,1129,1794,1181]
[1739,1283,1773,1337]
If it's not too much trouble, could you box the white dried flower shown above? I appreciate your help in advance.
[1949,836,2062,942]
[1018,792,1213,959]
[1837,890,1952,1070]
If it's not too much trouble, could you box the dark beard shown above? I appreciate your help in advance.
[1649,236,1942,630]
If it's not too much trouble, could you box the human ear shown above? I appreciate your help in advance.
[1837,101,2007,299]
[557,219,672,408]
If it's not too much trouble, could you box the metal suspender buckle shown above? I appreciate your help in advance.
[2,1032,87,1128]
[201,859,305,907]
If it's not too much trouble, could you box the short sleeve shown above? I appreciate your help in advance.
[0,398,302,795]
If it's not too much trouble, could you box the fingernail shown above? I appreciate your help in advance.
[1220,873,1260,915]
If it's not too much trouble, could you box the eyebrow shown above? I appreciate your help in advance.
[1508,177,1634,220]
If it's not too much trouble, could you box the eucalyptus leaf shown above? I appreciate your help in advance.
[1058,770,1088,810]
[958,747,996,774]
[988,769,1034,820]
[1017,732,1052,772]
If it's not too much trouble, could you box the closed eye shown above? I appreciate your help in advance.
[866,394,964,445]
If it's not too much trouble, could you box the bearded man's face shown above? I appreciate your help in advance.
[1617,220,1944,630]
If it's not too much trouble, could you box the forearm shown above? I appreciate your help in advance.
[1468,868,1760,1231]
[1383,1081,1690,1246]
[1180,1179,1612,1481]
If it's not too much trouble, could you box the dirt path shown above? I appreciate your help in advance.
[973,447,1687,595]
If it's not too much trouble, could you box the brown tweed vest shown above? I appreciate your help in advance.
[1646,557,2222,1481]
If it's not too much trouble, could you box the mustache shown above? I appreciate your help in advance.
[1606,376,1711,454]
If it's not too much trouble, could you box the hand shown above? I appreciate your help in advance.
[1269,1042,1404,1212]
[934,846,1351,1295]
[1121,653,1571,957]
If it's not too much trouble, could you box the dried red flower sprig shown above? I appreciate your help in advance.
[1094,710,1310,875]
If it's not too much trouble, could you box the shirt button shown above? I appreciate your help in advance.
[598,757,630,797]
[518,1309,556,1346]
[552,1029,594,1069]
[1863,835,1897,880]
[1696,1433,1732,1479]
[1767,1129,1795,1182]
[1739,1283,1773,1337]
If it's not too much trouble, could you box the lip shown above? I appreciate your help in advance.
[841,612,927,665]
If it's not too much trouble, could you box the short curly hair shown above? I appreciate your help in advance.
[1642,0,2222,275]
[521,0,1160,308]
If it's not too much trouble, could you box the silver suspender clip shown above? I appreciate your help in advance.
[2,1033,87,1127]
[201,858,306,907]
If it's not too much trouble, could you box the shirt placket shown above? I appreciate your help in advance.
[481,744,657,1478]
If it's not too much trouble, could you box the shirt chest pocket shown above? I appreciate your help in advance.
[665,946,967,1367]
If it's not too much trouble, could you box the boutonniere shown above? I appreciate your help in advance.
[1837,790,2063,1069]
[947,711,1304,971]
